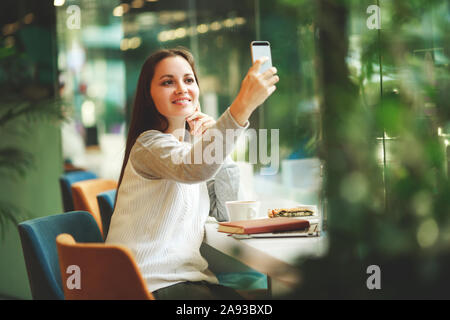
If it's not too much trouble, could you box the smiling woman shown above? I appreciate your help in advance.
[105,46,279,299]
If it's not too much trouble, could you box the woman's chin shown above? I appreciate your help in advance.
[174,104,194,114]
[164,105,193,119]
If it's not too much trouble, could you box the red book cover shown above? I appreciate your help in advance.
[218,217,310,234]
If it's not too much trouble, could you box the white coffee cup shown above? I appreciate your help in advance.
[225,200,260,221]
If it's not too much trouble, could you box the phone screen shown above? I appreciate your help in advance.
[251,41,272,74]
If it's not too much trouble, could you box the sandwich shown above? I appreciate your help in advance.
[268,207,315,218]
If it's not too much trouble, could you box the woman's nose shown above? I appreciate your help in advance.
[175,81,188,94]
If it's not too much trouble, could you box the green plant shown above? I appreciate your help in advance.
[286,0,450,299]
[0,35,66,237]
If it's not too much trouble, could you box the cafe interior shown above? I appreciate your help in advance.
[0,0,449,300]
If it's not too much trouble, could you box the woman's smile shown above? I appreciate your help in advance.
[172,96,192,106]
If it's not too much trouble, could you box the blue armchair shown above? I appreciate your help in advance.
[59,170,98,212]
[96,189,117,239]
[17,211,103,300]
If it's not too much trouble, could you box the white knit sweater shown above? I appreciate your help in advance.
[106,108,249,292]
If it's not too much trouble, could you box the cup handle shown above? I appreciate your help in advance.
[248,207,257,219]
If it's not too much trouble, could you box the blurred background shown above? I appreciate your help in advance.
[0,0,448,299]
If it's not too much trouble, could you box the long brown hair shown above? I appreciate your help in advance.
[115,47,199,204]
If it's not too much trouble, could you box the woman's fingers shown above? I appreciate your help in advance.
[261,67,278,87]
[186,103,201,121]
[250,57,269,74]
[186,112,216,135]
[186,111,201,122]
[229,60,279,124]
[195,116,213,129]
[201,118,216,130]
[193,119,215,135]
[188,114,211,126]
[243,64,278,107]
[266,74,280,86]
[262,67,277,80]
[267,85,277,96]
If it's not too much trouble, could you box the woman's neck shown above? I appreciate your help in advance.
[165,118,187,142]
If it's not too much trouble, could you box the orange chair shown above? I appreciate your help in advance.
[71,179,117,238]
[56,233,154,300]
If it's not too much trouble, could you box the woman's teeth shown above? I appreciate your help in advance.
[172,99,191,105]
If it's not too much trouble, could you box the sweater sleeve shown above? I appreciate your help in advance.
[207,156,240,222]
[130,107,249,184]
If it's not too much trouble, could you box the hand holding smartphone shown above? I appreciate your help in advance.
[250,41,273,74]
[229,41,279,126]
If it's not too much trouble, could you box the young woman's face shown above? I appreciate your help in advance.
[150,56,199,121]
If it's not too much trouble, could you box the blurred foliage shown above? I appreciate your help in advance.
[284,0,450,299]
[259,0,319,157]
[0,17,67,236]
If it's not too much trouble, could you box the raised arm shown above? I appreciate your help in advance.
[130,107,247,183]
[130,58,278,184]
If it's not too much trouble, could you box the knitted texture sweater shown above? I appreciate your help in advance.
[106,108,249,292]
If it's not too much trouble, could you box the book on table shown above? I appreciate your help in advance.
[217,217,310,235]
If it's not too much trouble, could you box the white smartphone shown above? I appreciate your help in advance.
[250,41,272,74]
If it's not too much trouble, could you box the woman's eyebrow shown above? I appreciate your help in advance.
[159,73,193,80]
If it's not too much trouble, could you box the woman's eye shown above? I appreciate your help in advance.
[185,78,195,84]
[162,80,173,86]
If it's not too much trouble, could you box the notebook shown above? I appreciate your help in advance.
[218,217,310,235]
[230,222,320,239]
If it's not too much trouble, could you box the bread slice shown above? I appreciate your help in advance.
[268,207,315,218]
